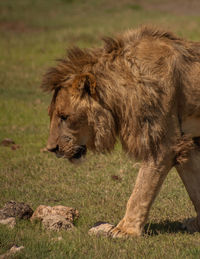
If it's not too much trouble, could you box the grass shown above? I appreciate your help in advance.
[1,0,200,258]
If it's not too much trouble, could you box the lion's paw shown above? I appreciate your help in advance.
[88,222,135,238]
[182,217,200,233]
[108,226,130,238]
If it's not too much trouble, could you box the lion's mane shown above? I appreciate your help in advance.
[42,26,200,162]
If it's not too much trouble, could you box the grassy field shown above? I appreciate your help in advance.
[1,0,200,258]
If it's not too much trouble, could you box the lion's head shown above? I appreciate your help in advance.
[43,69,117,162]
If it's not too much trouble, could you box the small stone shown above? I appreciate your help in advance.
[0,201,33,220]
[0,138,15,147]
[0,245,24,259]
[42,215,74,231]
[51,236,63,241]
[9,245,24,253]
[0,217,16,229]
[88,222,115,236]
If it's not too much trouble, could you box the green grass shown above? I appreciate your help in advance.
[1,0,200,258]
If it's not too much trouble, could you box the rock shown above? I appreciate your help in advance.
[0,201,33,229]
[31,205,79,231]
[0,138,15,147]
[88,222,115,236]
[31,205,79,223]
[0,245,24,259]
[42,215,74,231]
[0,217,16,229]
[0,201,33,220]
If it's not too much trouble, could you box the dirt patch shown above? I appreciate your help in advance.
[0,138,20,151]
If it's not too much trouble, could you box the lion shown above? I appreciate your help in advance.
[41,26,200,237]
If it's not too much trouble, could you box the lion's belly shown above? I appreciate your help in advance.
[182,117,200,137]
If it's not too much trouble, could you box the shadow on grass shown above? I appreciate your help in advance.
[145,220,186,235]
[89,220,189,237]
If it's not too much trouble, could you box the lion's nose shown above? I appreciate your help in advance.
[47,145,59,153]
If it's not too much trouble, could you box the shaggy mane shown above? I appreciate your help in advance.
[41,47,99,92]
[102,25,182,54]
[41,26,182,92]
[42,25,200,162]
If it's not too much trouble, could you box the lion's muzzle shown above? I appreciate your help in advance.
[47,143,87,162]
[47,144,63,158]
[47,144,59,153]
[70,145,87,160]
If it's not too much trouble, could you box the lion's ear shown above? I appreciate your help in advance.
[72,73,96,97]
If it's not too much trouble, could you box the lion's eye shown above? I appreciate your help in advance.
[60,115,69,121]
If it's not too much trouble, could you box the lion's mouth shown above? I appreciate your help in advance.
[70,145,87,161]
[55,145,87,162]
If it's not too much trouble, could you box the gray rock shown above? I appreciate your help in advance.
[0,201,33,220]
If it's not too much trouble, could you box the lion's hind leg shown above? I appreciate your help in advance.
[176,148,200,233]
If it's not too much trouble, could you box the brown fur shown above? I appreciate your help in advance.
[173,135,195,164]
[42,26,200,162]
[42,26,200,237]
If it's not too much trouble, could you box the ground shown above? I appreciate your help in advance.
[0,0,200,258]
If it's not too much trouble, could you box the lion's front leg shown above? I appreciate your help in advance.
[110,157,173,237]
[89,154,174,238]
[176,149,200,233]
